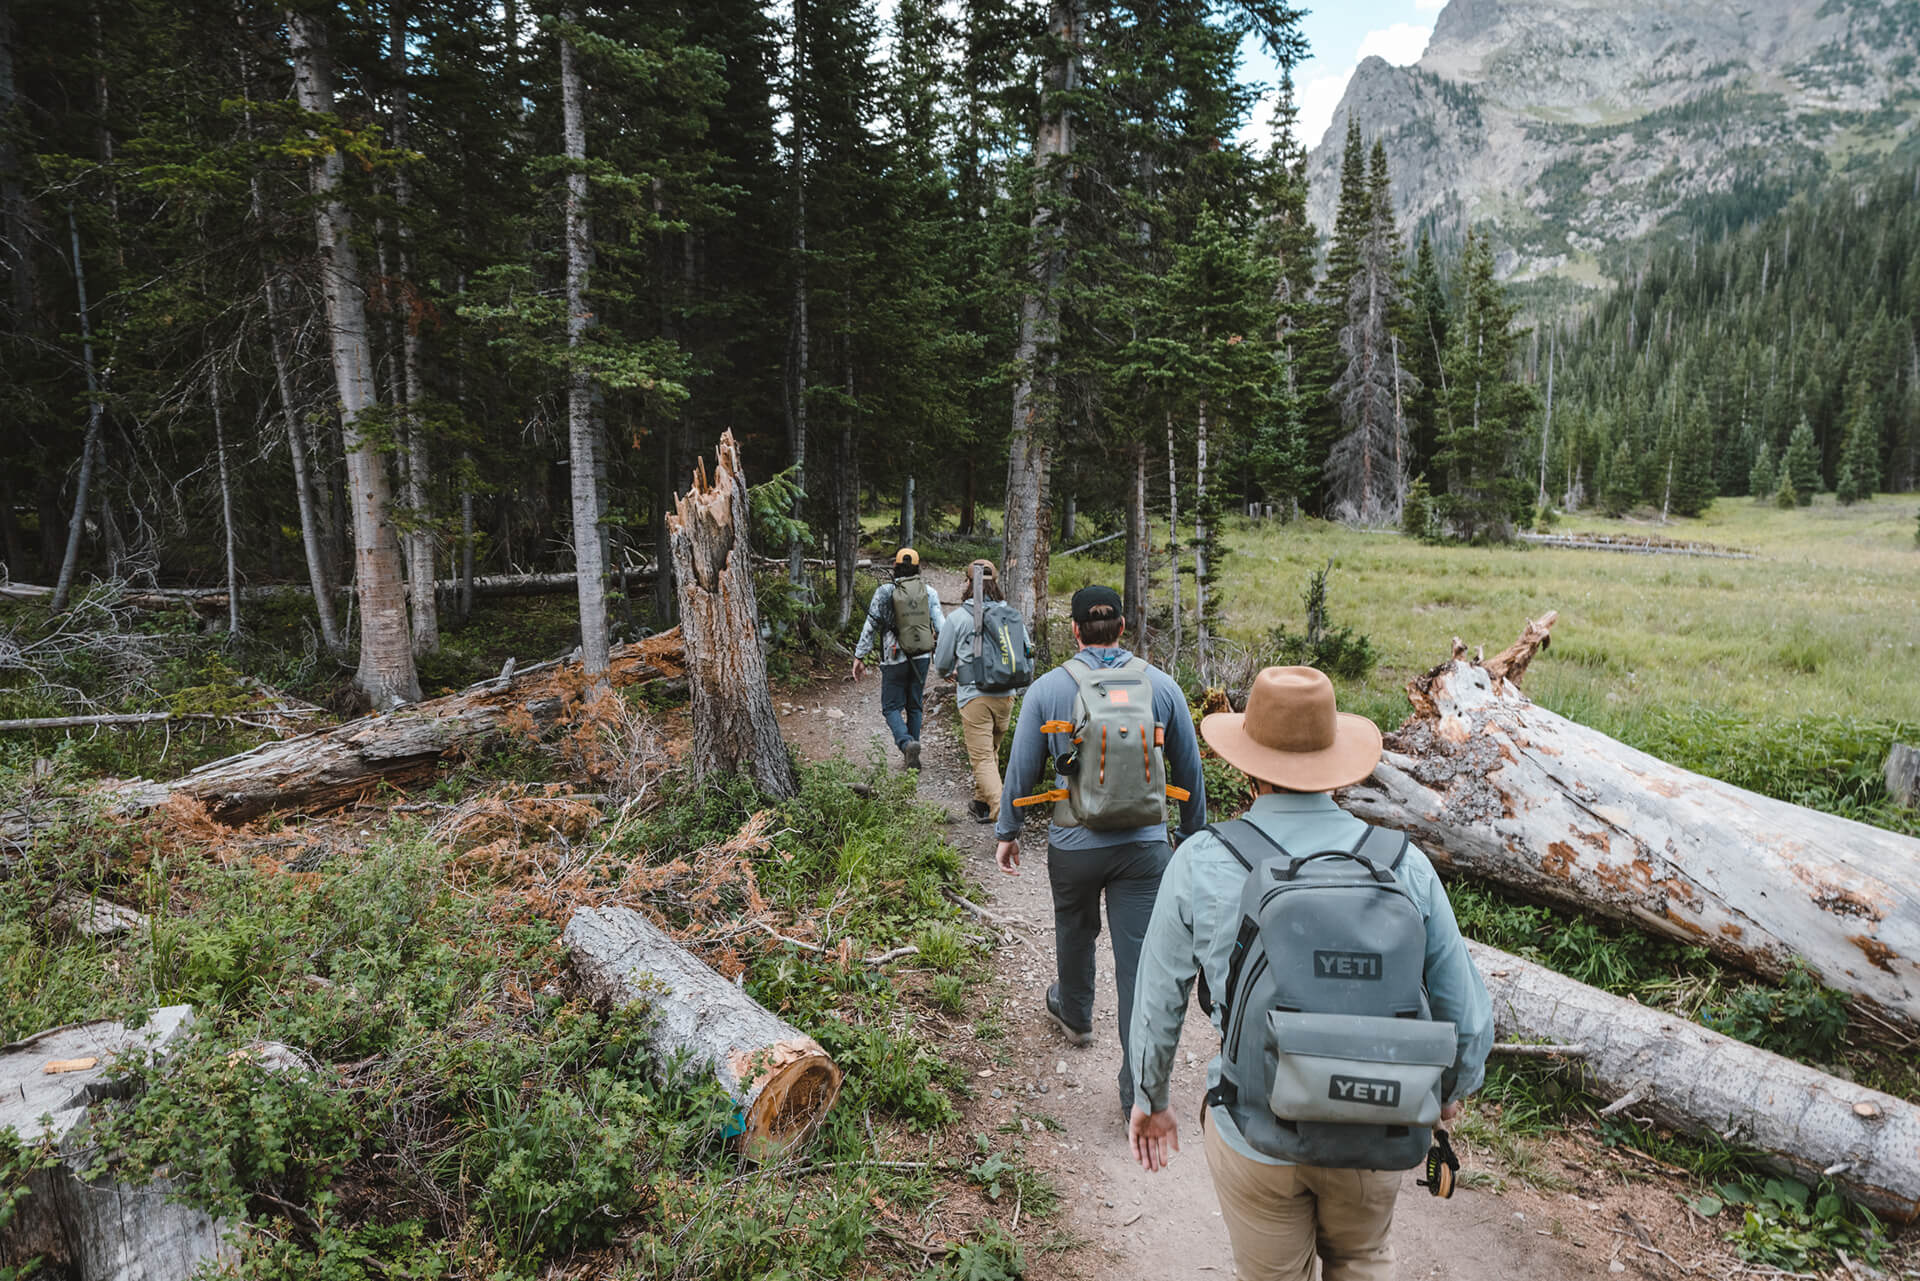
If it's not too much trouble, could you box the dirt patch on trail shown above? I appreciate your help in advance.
[782,568,1823,1280]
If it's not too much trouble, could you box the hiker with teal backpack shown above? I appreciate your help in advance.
[994,586,1206,1116]
[1126,666,1492,1281]
[853,547,944,769]
[933,559,1034,822]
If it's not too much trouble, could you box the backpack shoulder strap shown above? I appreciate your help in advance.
[1352,824,1411,873]
[1206,818,1292,872]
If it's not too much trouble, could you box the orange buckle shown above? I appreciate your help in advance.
[1013,788,1069,808]
[1165,785,1191,802]
[1038,720,1076,734]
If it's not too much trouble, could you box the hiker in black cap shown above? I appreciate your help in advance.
[994,584,1206,1118]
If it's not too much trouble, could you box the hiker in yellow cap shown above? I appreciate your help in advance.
[852,547,944,769]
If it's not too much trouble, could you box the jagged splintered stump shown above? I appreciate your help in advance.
[564,906,840,1160]
[1340,612,1920,1032]
[667,430,797,799]
[1472,942,1920,1221]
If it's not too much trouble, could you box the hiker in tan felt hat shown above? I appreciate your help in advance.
[1125,666,1492,1281]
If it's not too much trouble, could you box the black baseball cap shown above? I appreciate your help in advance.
[1071,585,1124,624]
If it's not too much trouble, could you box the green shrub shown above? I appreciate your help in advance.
[1265,560,1378,681]
[1701,962,1851,1062]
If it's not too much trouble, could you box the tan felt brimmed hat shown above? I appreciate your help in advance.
[1200,666,1383,792]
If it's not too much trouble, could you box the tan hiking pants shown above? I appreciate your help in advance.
[958,694,1013,806]
[1202,1108,1402,1281]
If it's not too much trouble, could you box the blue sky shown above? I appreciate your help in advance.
[1244,0,1445,153]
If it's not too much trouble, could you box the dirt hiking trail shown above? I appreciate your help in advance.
[783,567,1714,1281]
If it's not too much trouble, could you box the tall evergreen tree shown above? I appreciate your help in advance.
[1836,382,1882,504]
[1433,230,1537,541]
[1784,415,1821,505]
[1326,139,1414,523]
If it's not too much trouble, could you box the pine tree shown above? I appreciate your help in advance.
[1401,474,1434,541]
[1774,468,1798,510]
[1835,385,1881,505]
[1603,439,1637,516]
[1327,140,1414,524]
[1405,228,1449,476]
[1749,440,1776,503]
[1433,230,1538,541]
[1666,393,1716,518]
[1783,416,1820,505]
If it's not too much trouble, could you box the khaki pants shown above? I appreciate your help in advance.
[958,695,1013,806]
[1202,1109,1401,1281]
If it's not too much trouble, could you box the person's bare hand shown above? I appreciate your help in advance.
[1129,1105,1180,1172]
[851,659,866,681]
[995,839,1020,875]
[1441,1099,1463,1123]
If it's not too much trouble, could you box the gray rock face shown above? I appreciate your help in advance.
[1305,0,1920,279]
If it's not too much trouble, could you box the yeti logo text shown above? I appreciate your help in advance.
[1313,950,1383,980]
[1328,1075,1401,1108]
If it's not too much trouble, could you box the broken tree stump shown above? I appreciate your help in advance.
[564,905,839,1160]
[667,430,796,799]
[1339,612,1920,1031]
[1888,743,1920,810]
[0,1006,233,1280]
[103,630,685,823]
[1469,941,1920,1222]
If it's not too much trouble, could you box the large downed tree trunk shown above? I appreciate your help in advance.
[0,1006,233,1279]
[1470,941,1920,1222]
[107,631,684,823]
[667,430,796,799]
[564,905,840,1160]
[1341,613,1920,1031]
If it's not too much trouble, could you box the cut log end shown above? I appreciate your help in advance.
[739,1043,843,1159]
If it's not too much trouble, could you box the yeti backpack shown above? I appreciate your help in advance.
[1203,817,1458,1171]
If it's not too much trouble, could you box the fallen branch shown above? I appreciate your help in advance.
[1057,530,1125,558]
[1489,1042,1586,1058]
[106,630,685,823]
[0,709,313,732]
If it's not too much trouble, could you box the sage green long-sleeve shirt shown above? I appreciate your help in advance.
[1128,791,1493,1165]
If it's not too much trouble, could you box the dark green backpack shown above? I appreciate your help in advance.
[891,578,935,657]
[963,567,1034,694]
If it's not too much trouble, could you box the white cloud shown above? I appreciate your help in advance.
[1296,72,1355,152]
[1356,21,1433,66]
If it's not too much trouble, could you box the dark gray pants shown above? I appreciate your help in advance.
[1046,838,1173,1110]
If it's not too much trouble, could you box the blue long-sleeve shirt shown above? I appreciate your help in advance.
[854,579,944,667]
[993,647,1206,849]
[1128,790,1494,1165]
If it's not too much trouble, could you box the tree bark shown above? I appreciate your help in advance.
[1887,743,1919,810]
[287,9,419,709]
[1166,411,1181,663]
[1340,613,1920,1031]
[261,266,344,654]
[459,448,475,622]
[900,473,915,547]
[786,0,809,589]
[108,631,685,823]
[559,15,608,689]
[1469,940,1920,1223]
[389,0,438,657]
[1194,395,1210,684]
[564,906,840,1160]
[667,431,796,799]
[50,208,105,613]
[209,369,241,636]
[1002,0,1079,666]
[0,1006,236,1278]
[1124,441,1148,656]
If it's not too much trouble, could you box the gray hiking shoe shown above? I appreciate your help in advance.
[1046,983,1093,1048]
[904,739,922,770]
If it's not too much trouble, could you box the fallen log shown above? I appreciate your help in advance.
[1341,613,1920,1031]
[0,1006,234,1280]
[106,630,685,823]
[564,905,840,1161]
[1469,941,1920,1222]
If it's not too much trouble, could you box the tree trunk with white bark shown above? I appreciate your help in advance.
[389,1,438,657]
[50,208,105,614]
[1341,613,1920,1031]
[209,370,240,635]
[1469,940,1920,1222]
[287,9,418,709]
[1124,441,1148,654]
[668,431,796,799]
[559,16,608,689]
[564,906,840,1160]
[1002,0,1079,667]
[108,631,685,823]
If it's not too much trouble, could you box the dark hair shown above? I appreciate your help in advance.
[1078,615,1125,646]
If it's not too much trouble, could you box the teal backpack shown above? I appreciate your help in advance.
[1201,817,1457,1171]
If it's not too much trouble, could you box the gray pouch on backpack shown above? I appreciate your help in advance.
[1265,1010,1458,1128]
